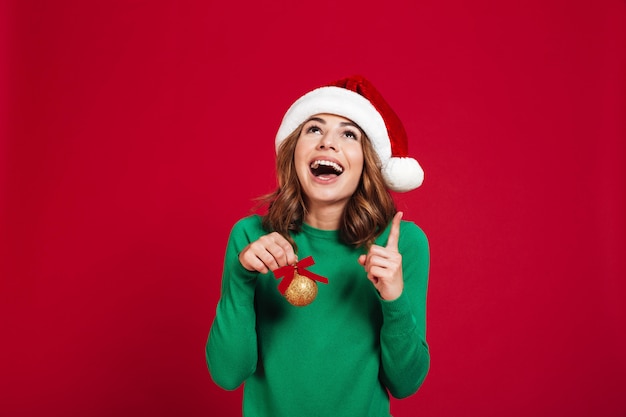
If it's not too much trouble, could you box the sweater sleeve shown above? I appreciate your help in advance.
[205,217,262,390]
[378,221,430,398]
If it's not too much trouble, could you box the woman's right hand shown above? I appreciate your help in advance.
[238,232,297,274]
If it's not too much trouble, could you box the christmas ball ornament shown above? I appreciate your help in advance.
[284,272,318,306]
[274,256,329,307]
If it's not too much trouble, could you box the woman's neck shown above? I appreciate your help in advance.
[303,203,345,230]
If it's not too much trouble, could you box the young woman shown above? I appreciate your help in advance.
[206,75,430,417]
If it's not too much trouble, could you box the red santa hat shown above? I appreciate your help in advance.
[275,75,424,192]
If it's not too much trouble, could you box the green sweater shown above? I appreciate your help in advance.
[206,215,430,417]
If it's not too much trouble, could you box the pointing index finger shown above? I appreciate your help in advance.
[386,211,403,252]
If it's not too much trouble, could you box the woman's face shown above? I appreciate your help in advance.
[294,113,365,211]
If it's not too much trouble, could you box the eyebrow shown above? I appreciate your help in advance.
[340,121,359,129]
[304,116,359,129]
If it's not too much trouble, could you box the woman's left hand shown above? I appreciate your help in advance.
[358,211,404,301]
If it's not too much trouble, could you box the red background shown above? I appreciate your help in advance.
[1,1,625,416]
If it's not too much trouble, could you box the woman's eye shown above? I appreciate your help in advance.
[306,125,322,134]
[344,130,359,140]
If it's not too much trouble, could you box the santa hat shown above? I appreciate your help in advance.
[275,75,424,192]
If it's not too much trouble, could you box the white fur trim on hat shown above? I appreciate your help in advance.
[275,86,392,163]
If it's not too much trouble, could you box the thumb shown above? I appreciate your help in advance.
[358,254,367,266]
[385,211,403,252]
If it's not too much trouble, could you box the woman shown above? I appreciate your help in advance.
[206,75,430,417]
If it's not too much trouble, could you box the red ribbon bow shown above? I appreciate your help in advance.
[274,256,329,295]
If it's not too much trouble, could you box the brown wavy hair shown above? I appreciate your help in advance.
[259,122,396,252]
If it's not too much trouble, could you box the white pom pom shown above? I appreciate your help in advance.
[382,157,424,192]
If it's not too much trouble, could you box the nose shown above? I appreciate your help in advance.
[317,133,337,151]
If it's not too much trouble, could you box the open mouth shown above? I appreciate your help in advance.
[310,160,344,178]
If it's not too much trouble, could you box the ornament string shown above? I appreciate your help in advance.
[274,256,329,295]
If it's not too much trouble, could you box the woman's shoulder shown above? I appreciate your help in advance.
[400,219,427,239]
[231,214,264,233]
[375,217,428,249]
[232,214,262,228]
[229,214,267,239]
[225,214,268,249]
[394,220,429,261]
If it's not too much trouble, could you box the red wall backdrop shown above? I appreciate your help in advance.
[1,1,625,416]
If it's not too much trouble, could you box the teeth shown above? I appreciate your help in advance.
[310,160,343,173]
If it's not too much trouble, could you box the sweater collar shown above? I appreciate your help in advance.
[300,222,340,240]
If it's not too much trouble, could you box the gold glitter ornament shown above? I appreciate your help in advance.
[274,256,329,307]
[284,272,318,306]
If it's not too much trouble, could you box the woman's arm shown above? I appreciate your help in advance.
[378,221,430,398]
[205,219,261,390]
[206,216,297,390]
